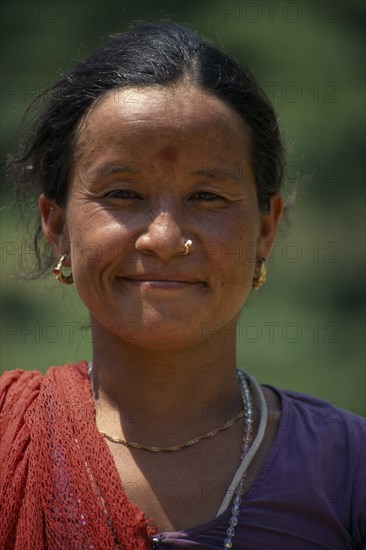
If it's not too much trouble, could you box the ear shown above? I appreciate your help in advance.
[39,194,70,265]
[256,194,284,259]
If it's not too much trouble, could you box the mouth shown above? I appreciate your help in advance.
[120,274,205,290]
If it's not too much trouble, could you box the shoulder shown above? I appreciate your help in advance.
[272,386,366,441]
[0,362,91,547]
[0,361,89,465]
[245,386,366,548]
[0,362,89,426]
[263,386,366,547]
[260,386,366,479]
[0,369,44,419]
[268,386,366,468]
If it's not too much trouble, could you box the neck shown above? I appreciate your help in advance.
[89,319,243,442]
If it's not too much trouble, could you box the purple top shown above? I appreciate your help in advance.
[152,387,366,549]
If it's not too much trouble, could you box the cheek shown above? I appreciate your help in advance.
[66,210,130,282]
[205,210,259,271]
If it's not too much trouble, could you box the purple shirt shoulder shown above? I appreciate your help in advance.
[153,387,366,549]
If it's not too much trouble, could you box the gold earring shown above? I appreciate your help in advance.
[53,253,73,285]
[252,256,267,290]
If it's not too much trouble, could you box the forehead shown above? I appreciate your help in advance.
[74,85,252,163]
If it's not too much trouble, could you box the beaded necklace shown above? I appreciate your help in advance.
[220,371,268,548]
[221,369,253,548]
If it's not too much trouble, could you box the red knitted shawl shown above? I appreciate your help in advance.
[0,361,153,549]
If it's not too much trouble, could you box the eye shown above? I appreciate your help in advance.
[190,191,223,201]
[104,189,141,200]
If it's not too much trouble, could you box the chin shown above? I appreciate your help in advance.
[112,317,204,350]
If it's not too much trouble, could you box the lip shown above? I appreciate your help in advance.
[120,274,205,290]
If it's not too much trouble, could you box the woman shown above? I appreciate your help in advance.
[1,22,365,550]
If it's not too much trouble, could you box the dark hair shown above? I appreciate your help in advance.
[11,21,285,277]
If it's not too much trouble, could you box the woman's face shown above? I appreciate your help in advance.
[41,85,282,350]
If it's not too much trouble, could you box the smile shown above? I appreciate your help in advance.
[120,275,205,290]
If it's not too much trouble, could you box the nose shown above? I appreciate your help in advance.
[135,208,190,260]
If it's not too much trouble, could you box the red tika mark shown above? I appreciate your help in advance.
[155,146,179,162]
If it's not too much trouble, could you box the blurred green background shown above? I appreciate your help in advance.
[1,0,365,416]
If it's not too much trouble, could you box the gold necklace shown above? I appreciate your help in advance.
[99,408,245,452]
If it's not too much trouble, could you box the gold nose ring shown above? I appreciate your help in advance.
[183,239,193,255]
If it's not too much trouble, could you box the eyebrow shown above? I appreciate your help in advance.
[87,163,139,183]
[190,165,247,185]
